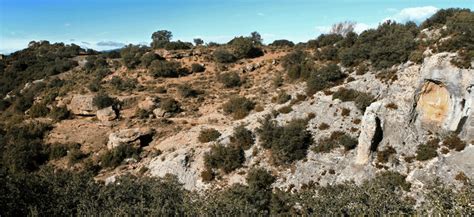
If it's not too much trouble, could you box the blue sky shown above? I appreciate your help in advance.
[0,0,472,54]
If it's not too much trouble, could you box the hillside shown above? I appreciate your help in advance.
[0,8,473,215]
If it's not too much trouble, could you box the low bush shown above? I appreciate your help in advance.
[332,88,375,111]
[257,117,312,165]
[281,50,314,81]
[442,134,466,151]
[149,60,186,78]
[213,49,237,63]
[313,131,357,153]
[140,52,164,67]
[93,93,118,109]
[306,63,345,95]
[29,103,50,118]
[68,146,87,165]
[204,144,245,173]
[228,36,264,59]
[222,96,255,119]
[110,76,138,91]
[230,125,255,150]
[376,146,397,163]
[191,63,205,73]
[273,91,291,104]
[416,138,439,161]
[46,143,69,160]
[101,144,141,168]
[218,72,241,88]
[49,106,70,121]
[269,39,295,47]
[198,128,221,143]
[164,41,192,50]
[278,105,292,114]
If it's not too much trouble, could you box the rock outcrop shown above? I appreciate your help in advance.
[96,106,117,122]
[355,101,383,165]
[67,94,97,116]
[107,127,154,149]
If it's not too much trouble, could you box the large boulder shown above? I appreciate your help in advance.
[138,96,158,111]
[107,127,154,149]
[68,94,97,116]
[355,101,383,165]
[413,53,474,140]
[96,106,117,122]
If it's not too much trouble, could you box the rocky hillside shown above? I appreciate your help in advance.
[0,8,472,215]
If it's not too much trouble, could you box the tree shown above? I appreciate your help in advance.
[250,31,263,45]
[330,21,356,37]
[193,38,204,46]
[151,30,172,49]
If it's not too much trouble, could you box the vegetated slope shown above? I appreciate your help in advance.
[0,8,473,215]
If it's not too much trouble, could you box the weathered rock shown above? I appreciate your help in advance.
[153,108,167,118]
[96,106,117,122]
[414,52,474,140]
[138,96,157,111]
[68,94,97,115]
[107,127,154,149]
[355,101,383,165]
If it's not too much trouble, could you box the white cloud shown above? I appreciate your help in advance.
[257,12,265,17]
[385,6,438,23]
[64,23,71,27]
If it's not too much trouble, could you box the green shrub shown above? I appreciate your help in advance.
[278,105,293,114]
[274,91,291,104]
[306,63,345,95]
[257,117,312,165]
[49,106,70,121]
[110,76,138,91]
[246,168,275,190]
[191,63,205,73]
[230,125,255,150]
[93,93,118,109]
[29,103,50,118]
[218,71,241,88]
[68,146,87,165]
[332,88,375,111]
[222,96,255,119]
[164,41,192,50]
[151,30,172,49]
[149,60,186,78]
[140,52,163,68]
[120,44,147,69]
[228,36,264,59]
[313,131,357,153]
[204,144,245,173]
[46,144,69,160]
[213,49,237,63]
[135,108,152,119]
[198,128,221,143]
[101,144,140,168]
[269,39,295,47]
[416,138,439,161]
[376,146,397,163]
[281,50,314,81]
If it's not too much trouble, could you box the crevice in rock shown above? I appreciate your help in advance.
[370,117,383,152]
[139,134,154,147]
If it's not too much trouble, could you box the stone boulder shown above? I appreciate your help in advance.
[96,106,117,122]
[68,94,97,116]
[138,96,158,111]
[355,101,383,165]
[413,52,474,140]
[153,108,167,118]
[107,127,154,149]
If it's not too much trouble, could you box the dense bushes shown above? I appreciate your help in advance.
[218,71,241,88]
[306,63,345,95]
[110,76,138,91]
[164,41,192,50]
[228,36,264,59]
[92,93,119,109]
[230,125,255,150]
[332,88,375,111]
[160,98,181,114]
[100,144,141,168]
[198,128,221,143]
[416,138,439,161]
[213,49,237,63]
[257,116,312,165]
[313,131,358,153]
[281,49,314,81]
[149,60,187,78]
[204,144,245,173]
[269,39,295,47]
[120,44,147,69]
[222,96,255,119]
[191,63,205,73]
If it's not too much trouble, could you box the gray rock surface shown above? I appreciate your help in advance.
[67,94,97,116]
[107,127,153,149]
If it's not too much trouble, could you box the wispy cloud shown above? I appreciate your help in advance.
[96,41,125,47]
[257,12,265,17]
[64,23,71,27]
[385,6,438,23]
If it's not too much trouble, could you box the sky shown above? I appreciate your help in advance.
[0,0,473,54]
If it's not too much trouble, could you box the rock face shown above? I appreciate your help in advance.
[138,97,157,111]
[107,127,154,149]
[355,102,383,165]
[68,94,97,116]
[413,52,474,140]
[96,107,117,122]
